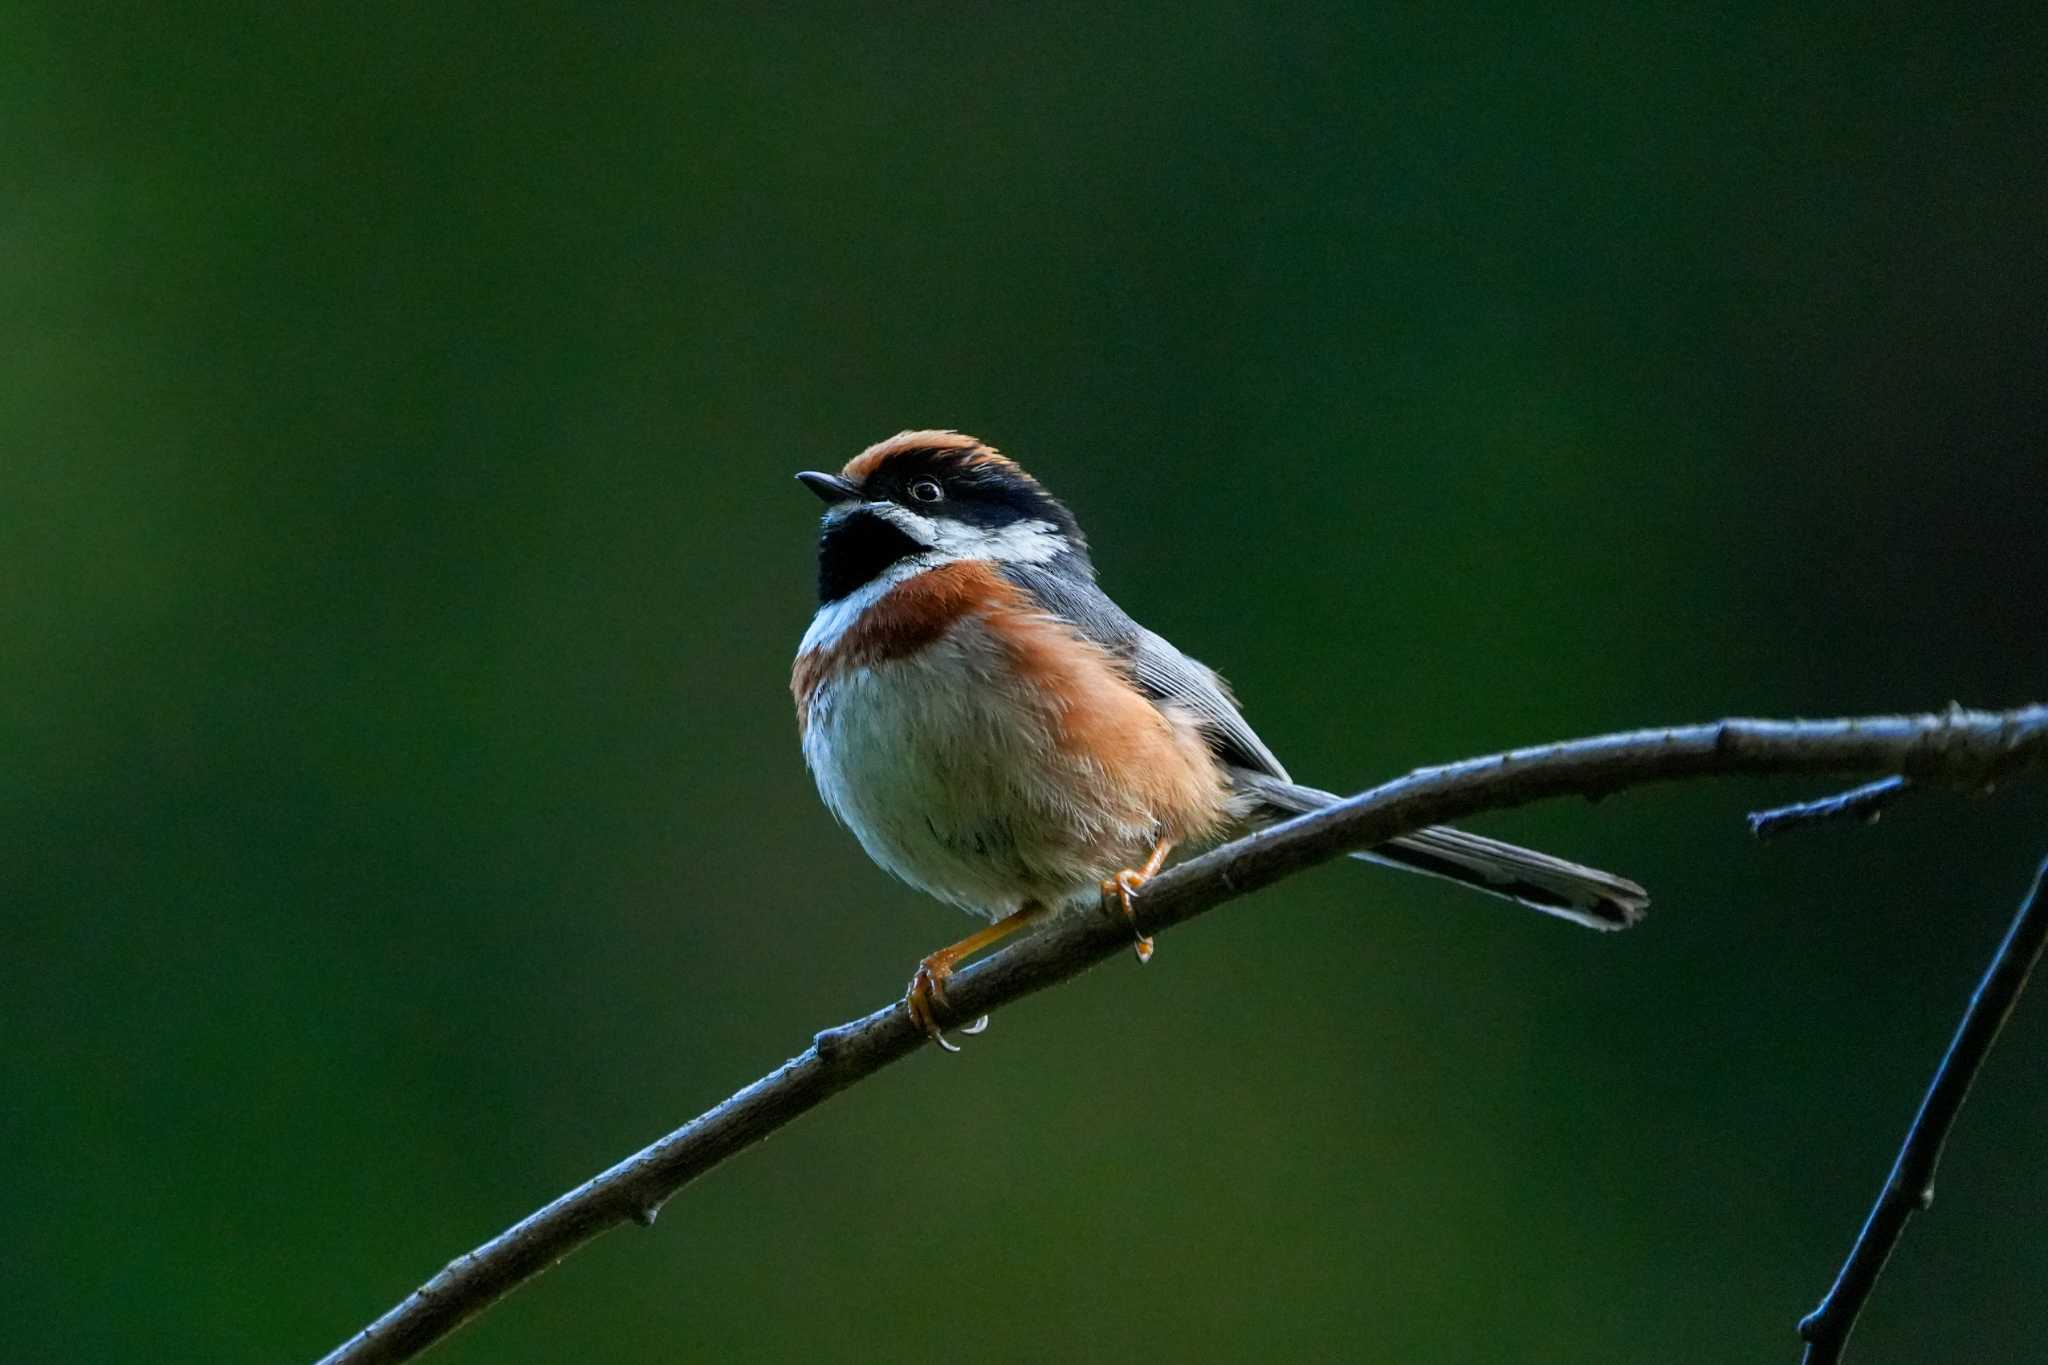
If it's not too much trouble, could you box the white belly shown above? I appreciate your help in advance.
[801,623,1154,919]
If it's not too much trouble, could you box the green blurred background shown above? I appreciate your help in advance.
[7,4,2046,1361]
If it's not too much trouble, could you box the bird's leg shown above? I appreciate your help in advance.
[1101,838,1174,964]
[905,902,1048,1051]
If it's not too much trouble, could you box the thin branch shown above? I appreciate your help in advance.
[1796,856,2048,1364]
[315,705,2048,1365]
[1748,776,1915,840]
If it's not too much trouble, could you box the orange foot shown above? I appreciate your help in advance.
[903,904,1044,1051]
[1100,838,1174,963]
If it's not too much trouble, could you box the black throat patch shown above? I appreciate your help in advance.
[816,510,928,603]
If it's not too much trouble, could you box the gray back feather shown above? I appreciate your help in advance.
[1000,560,1291,783]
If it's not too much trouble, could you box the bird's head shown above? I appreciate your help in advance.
[797,430,1089,603]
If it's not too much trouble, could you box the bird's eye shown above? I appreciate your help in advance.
[908,479,943,504]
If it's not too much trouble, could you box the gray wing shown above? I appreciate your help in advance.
[1001,561,1291,782]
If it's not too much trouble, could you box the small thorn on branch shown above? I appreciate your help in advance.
[812,1023,852,1060]
[1747,776,1913,841]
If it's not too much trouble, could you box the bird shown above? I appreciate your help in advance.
[791,430,1648,1049]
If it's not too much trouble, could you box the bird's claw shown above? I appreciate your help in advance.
[1101,868,1156,963]
[905,959,981,1051]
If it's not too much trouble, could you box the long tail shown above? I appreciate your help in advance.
[1244,777,1649,931]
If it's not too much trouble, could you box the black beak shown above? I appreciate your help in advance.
[795,471,861,505]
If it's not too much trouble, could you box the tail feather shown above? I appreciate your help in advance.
[1242,776,1649,931]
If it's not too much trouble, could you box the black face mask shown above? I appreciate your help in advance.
[815,510,930,603]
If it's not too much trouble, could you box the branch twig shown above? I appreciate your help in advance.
[315,705,2048,1365]
[1796,856,2048,1364]
[1747,775,1915,840]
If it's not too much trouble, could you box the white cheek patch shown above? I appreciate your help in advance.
[831,500,1064,568]
[959,517,1065,564]
[881,506,1062,564]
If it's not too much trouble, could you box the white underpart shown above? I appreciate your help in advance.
[797,503,1065,655]
[801,616,1155,920]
